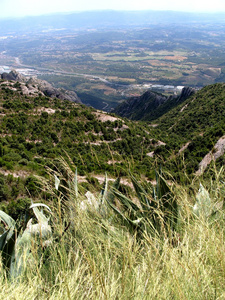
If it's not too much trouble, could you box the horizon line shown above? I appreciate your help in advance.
[1,9,225,21]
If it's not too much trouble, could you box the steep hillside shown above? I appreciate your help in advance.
[150,83,225,175]
[113,87,195,121]
[1,77,225,210]
[0,84,160,176]
[157,83,225,136]
[113,83,225,176]
[0,80,164,208]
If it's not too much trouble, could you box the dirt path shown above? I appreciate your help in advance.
[0,169,30,178]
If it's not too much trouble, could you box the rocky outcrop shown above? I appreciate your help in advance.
[196,135,225,175]
[113,90,168,120]
[176,87,195,103]
[26,77,81,103]
[1,70,81,103]
[113,87,196,121]
[1,70,25,82]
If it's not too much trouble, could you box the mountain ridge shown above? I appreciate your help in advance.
[113,87,196,121]
[1,11,225,34]
[153,83,225,175]
[1,70,81,103]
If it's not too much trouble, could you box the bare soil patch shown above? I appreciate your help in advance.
[0,169,30,178]
[94,112,121,122]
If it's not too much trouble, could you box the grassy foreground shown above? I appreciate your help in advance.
[1,164,225,299]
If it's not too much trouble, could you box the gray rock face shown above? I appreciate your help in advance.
[1,70,81,103]
[114,90,168,120]
[1,70,25,82]
[176,87,195,103]
[113,87,196,121]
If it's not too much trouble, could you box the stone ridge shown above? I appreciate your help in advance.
[0,70,81,104]
[113,87,196,121]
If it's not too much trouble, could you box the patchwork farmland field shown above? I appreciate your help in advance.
[1,18,225,109]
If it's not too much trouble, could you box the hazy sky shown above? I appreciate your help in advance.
[1,0,225,19]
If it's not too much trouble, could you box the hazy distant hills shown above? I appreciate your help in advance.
[1,10,225,34]
[2,10,225,108]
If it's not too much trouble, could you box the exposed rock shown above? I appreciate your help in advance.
[196,135,225,175]
[94,111,122,122]
[146,151,154,157]
[113,87,196,121]
[178,142,191,154]
[156,140,166,147]
[113,90,168,120]
[176,87,195,103]
[36,108,56,114]
[1,70,81,103]
[0,168,30,178]
[1,69,25,82]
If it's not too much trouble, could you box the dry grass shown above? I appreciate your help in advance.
[1,166,225,299]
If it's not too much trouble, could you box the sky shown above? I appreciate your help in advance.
[1,0,225,19]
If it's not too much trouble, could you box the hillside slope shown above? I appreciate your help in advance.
[113,87,195,121]
[151,83,225,175]
[0,79,165,208]
[113,83,225,176]
[1,77,225,210]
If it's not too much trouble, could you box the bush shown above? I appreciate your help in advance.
[25,176,40,196]
[6,197,31,220]
[18,158,29,166]
[3,152,22,162]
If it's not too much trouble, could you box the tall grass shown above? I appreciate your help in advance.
[1,163,225,299]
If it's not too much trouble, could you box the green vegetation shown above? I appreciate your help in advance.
[113,88,193,121]
[1,81,225,213]
[112,83,225,177]
[1,158,225,299]
[152,83,225,175]
[158,83,225,137]
[107,170,178,238]
[2,20,225,109]
[0,202,52,279]
[0,85,162,212]
[1,12,225,297]
[0,77,225,298]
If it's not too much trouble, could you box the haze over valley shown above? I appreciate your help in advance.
[1,11,225,110]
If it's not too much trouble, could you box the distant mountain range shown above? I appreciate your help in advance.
[1,10,225,34]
